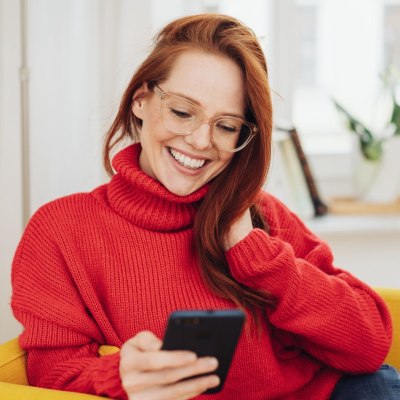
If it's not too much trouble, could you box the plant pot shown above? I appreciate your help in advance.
[353,135,400,203]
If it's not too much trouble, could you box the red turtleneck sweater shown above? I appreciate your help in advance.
[11,144,392,399]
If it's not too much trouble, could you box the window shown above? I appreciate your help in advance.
[292,0,352,154]
[293,0,400,155]
[297,3,316,86]
[384,4,400,68]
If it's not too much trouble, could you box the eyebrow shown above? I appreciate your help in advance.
[168,89,245,119]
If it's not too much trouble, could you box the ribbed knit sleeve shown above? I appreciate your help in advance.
[11,206,127,399]
[225,193,392,374]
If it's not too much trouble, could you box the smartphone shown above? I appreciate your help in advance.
[161,309,245,394]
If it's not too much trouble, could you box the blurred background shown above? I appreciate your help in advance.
[1,0,399,342]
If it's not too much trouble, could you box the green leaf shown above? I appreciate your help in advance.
[390,95,400,135]
[361,139,383,161]
[333,100,374,140]
[332,99,383,160]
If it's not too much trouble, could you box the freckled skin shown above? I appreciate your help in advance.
[132,49,246,197]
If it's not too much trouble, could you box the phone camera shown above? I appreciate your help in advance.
[177,318,200,326]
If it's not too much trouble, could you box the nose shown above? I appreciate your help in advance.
[184,121,213,150]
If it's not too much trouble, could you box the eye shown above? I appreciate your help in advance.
[170,108,192,119]
[216,121,240,134]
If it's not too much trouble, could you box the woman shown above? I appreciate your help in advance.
[11,13,398,400]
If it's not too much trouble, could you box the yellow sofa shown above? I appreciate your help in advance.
[0,288,398,399]
[0,342,119,399]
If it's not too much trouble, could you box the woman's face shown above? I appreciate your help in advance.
[132,49,246,196]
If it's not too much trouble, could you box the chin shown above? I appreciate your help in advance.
[163,181,200,197]
[169,186,197,196]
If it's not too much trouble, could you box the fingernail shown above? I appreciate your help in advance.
[209,376,220,387]
[206,357,218,368]
[184,352,197,362]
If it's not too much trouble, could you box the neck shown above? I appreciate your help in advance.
[106,143,209,231]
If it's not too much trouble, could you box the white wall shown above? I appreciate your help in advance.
[27,0,154,213]
[0,0,24,343]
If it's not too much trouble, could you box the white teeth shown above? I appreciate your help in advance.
[169,148,206,169]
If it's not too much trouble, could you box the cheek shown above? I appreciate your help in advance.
[218,152,235,166]
[213,154,235,176]
[140,114,169,142]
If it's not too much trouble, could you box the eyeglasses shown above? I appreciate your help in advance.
[152,84,258,152]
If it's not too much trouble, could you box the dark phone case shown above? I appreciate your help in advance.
[162,309,245,394]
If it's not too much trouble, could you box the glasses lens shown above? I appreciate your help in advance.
[213,118,253,152]
[161,98,199,134]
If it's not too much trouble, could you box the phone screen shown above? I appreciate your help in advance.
[162,309,245,393]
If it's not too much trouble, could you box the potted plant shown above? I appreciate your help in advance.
[333,65,400,203]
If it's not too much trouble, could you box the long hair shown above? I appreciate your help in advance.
[103,14,275,327]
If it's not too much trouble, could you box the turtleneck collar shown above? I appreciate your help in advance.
[107,143,209,232]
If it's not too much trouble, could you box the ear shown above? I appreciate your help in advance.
[132,82,150,119]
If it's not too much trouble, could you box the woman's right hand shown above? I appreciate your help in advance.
[119,331,220,400]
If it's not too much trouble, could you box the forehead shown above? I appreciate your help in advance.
[162,50,246,115]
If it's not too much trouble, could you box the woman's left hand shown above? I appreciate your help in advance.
[223,209,253,251]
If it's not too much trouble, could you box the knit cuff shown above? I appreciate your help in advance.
[91,352,127,400]
[225,228,299,295]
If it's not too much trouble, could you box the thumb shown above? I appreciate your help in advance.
[128,330,163,352]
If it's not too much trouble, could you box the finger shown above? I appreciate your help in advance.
[120,331,165,374]
[150,356,218,385]
[131,349,198,371]
[139,374,220,400]
[121,334,198,373]
[123,356,218,392]
[126,331,163,352]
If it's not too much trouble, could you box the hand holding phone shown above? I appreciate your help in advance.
[119,331,221,399]
[162,309,245,394]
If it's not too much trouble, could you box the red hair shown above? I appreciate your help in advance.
[103,14,275,326]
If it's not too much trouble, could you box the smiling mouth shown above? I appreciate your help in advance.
[168,147,207,170]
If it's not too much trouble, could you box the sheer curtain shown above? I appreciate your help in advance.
[26,0,154,213]
[0,0,25,343]
[0,0,171,342]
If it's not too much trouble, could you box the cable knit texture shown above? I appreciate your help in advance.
[11,143,392,399]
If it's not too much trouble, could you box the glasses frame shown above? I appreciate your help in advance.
[152,84,258,153]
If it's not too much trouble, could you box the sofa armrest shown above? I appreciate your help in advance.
[0,338,28,385]
[375,288,400,369]
[0,339,122,398]
[0,382,104,399]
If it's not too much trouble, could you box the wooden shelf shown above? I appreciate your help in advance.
[306,213,400,236]
[327,198,400,215]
